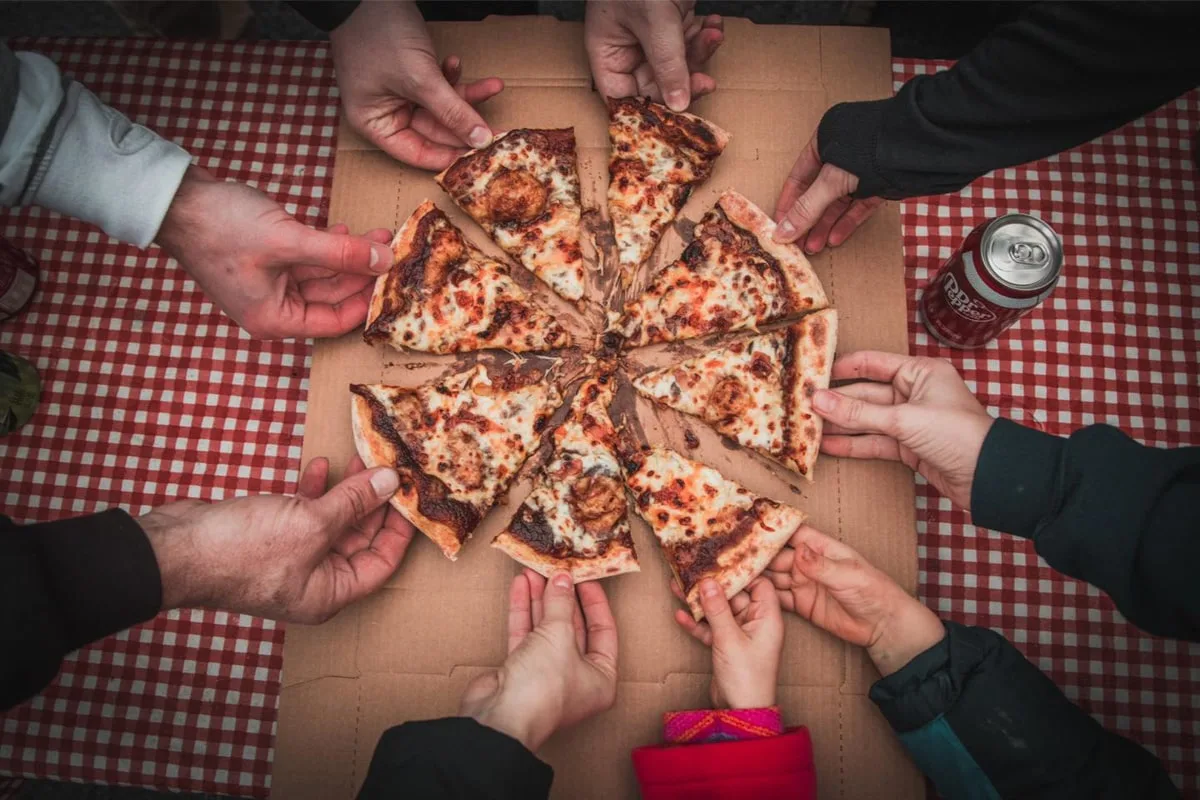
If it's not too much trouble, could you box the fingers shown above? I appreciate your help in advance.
[747,576,782,618]
[729,590,751,617]
[830,350,920,386]
[507,572,534,654]
[685,16,723,69]
[578,581,619,671]
[298,273,374,305]
[286,226,393,277]
[774,163,857,245]
[369,127,471,172]
[820,434,904,462]
[309,465,400,543]
[674,608,713,647]
[541,570,579,626]
[696,578,741,643]
[528,568,547,628]
[284,289,374,339]
[412,69,495,149]
[773,136,821,224]
[640,14,692,110]
[811,388,901,436]
[338,513,415,599]
[296,457,330,499]
[829,380,899,406]
[333,454,385,555]
[827,197,884,248]
[802,197,850,254]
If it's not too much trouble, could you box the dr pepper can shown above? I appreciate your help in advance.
[919,214,1063,348]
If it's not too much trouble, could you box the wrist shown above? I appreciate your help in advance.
[138,505,203,610]
[471,695,545,753]
[155,165,217,260]
[719,682,777,710]
[866,600,946,678]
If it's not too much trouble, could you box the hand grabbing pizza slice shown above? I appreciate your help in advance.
[351,364,562,560]
[436,129,586,302]
[633,309,838,480]
[493,372,640,581]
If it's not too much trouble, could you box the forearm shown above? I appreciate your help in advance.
[871,622,1179,799]
[0,44,191,245]
[819,2,1200,199]
[971,419,1200,641]
[0,510,162,710]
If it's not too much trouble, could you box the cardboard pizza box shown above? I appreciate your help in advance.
[273,16,920,799]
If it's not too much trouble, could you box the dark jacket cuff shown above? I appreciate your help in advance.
[970,418,1064,539]
[868,620,965,732]
[817,99,892,199]
[286,1,361,32]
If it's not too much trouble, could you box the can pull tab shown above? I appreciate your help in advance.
[1008,241,1048,268]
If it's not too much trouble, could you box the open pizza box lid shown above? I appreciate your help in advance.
[273,15,921,799]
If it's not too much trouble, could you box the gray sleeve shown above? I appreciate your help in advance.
[0,45,192,247]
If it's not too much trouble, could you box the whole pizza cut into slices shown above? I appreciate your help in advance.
[363,200,571,354]
[612,191,828,347]
[632,309,838,481]
[351,364,562,560]
[436,129,586,302]
[493,372,639,581]
[607,97,730,286]
[625,447,806,621]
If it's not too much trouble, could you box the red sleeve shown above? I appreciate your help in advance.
[631,726,817,800]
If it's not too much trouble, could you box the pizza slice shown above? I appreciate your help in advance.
[612,191,828,347]
[632,309,838,480]
[607,97,730,287]
[363,200,571,354]
[436,129,586,302]
[625,447,806,621]
[350,364,562,560]
[493,372,639,581]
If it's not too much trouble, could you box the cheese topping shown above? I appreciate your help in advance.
[626,448,755,546]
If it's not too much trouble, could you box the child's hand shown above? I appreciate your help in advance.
[675,577,783,709]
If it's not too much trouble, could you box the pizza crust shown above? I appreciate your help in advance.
[783,309,838,480]
[492,529,640,583]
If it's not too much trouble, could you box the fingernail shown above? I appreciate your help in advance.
[370,468,399,498]
[370,244,391,272]
[467,126,492,149]
[800,544,819,562]
[552,572,572,590]
[813,389,837,413]
[775,220,796,241]
[701,579,720,598]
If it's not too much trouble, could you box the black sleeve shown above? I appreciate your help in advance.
[970,419,1200,642]
[284,1,362,32]
[1,510,162,711]
[871,622,1179,799]
[817,2,1200,199]
[357,717,553,799]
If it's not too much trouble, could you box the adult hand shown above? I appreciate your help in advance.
[459,570,619,751]
[765,525,944,677]
[773,132,883,253]
[157,166,394,339]
[813,350,995,510]
[675,577,783,709]
[138,455,414,624]
[330,1,504,169]
[585,0,724,111]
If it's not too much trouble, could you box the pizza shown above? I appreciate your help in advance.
[350,364,561,560]
[611,191,828,347]
[625,447,806,620]
[493,372,640,581]
[363,200,571,354]
[436,129,586,302]
[632,310,838,480]
[607,97,730,286]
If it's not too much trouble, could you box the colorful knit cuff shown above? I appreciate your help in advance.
[663,707,785,744]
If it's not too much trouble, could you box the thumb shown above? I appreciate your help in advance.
[793,542,856,591]
[696,579,740,641]
[812,388,902,436]
[289,227,393,276]
[540,571,578,626]
[773,164,850,244]
[414,71,494,149]
[641,21,691,111]
[310,467,399,538]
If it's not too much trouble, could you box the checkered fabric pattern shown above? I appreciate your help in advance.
[0,39,339,796]
[895,60,1200,794]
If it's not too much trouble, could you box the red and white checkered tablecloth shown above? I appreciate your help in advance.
[0,42,1195,797]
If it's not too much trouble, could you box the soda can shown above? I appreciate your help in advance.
[0,350,40,436]
[0,236,39,323]
[919,214,1063,348]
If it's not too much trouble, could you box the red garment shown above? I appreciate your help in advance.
[632,726,817,800]
[663,706,785,743]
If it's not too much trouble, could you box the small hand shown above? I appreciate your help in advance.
[772,132,883,253]
[585,0,724,111]
[459,570,619,751]
[139,456,414,624]
[813,350,995,510]
[675,577,783,709]
[156,166,394,339]
[764,525,944,677]
[330,1,504,169]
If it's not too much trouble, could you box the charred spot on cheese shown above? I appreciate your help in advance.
[684,429,700,449]
[781,326,801,461]
[710,376,753,419]
[510,505,573,559]
[667,498,777,592]
[569,474,625,534]
[484,167,549,224]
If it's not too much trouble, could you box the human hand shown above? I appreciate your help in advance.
[765,525,944,677]
[585,0,724,111]
[330,1,504,169]
[813,350,995,510]
[139,455,414,624]
[773,132,883,253]
[459,570,619,751]
[156,166,394,339]
[675,577,783,709]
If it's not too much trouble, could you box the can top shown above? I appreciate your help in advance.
[981,214,1063,290]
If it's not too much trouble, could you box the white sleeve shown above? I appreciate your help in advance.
[0,45,192,247]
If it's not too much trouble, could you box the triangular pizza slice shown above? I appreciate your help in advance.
[436,129,586,302]
[350,364,562,560]
[625,447,806,620]
[493,372,639,581]
[363,200,571,354]
[612,191,828,347]
[632,309,838,481]
[607,97,730,287]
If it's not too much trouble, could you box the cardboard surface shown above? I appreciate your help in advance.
[274,16,920,799]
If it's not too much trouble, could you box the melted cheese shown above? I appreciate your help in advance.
[626,448,754,547]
